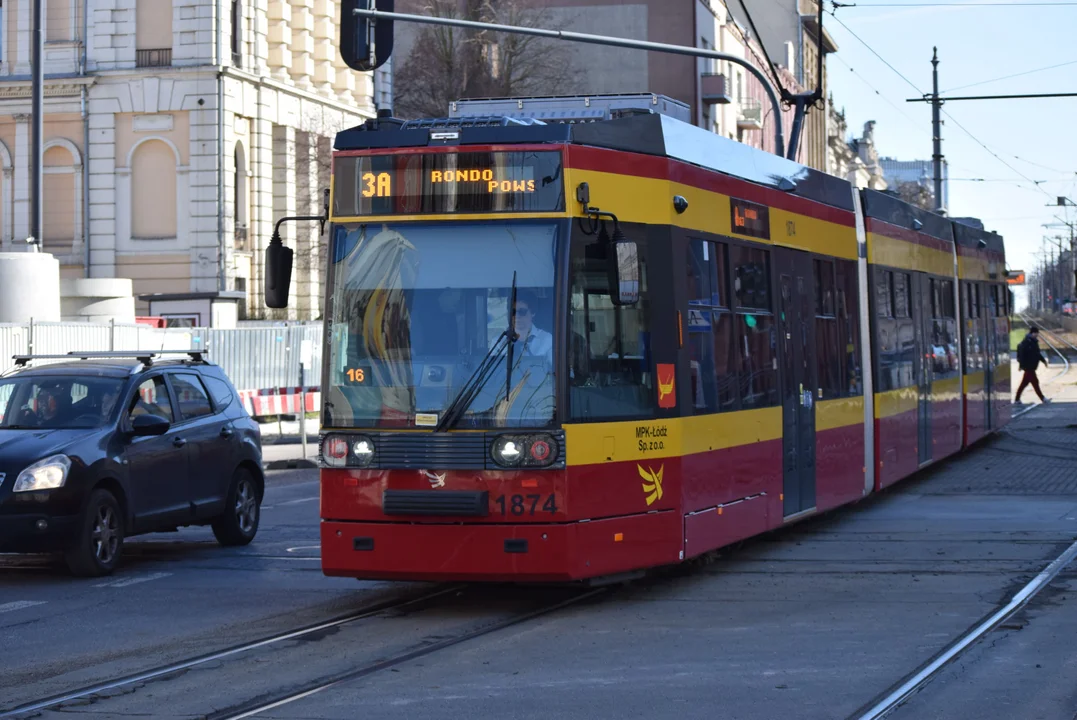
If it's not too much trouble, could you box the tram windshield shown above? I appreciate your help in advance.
[324,221,560,429]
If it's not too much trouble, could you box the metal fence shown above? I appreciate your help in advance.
[0,321,323,392]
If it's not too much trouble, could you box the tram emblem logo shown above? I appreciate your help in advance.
[420,469,446,488]
[656,364,676,409]
[638,464,664,506]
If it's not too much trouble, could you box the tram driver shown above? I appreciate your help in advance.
[511,290,554,368]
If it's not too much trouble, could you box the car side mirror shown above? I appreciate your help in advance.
[131,414,170,437]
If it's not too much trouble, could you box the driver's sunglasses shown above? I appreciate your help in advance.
[514,307,531,317]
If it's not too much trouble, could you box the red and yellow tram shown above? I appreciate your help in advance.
[283,98,1010,583]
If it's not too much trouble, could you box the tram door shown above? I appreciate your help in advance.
[911,273,933,464]
[776,249,817,518]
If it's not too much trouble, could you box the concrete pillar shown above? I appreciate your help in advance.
[13,114,30,243]
[271,123,297,317]
[289,0,314,90]
[15,0,30,73]
[294,130,320,318]
[266,0,292,82]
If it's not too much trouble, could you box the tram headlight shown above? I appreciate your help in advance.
[491,434,559,469]
[492,436,524,467]
[320,434,376,468]
[351,436,376,467]
[322,434,350,468]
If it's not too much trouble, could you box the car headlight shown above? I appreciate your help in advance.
[13,454,72,492]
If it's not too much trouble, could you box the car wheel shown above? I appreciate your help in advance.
[65,489,124,577]
[212,467,260,546]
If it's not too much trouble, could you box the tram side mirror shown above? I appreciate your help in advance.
[265,235,294,309]
[609,237,640,306]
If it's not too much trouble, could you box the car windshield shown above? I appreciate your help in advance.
[0,376,126,429]
[325,221,560,429]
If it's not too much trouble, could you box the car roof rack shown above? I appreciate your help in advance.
[11,349,209,368]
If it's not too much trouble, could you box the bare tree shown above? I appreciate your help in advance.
[394,0,578,119]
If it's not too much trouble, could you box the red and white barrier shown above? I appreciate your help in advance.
[238,387,320,418]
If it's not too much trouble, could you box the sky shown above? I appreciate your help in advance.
[819,0,1077,310]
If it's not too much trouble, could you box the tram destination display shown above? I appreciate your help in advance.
[334,150,565,216]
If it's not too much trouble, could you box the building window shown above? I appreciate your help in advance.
[46,0,79,43]
[42,144,80,255]
[136,0,173,65]
[231,0,242,67]
[131,140,177,239]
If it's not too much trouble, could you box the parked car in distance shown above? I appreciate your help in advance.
[0,350,264,577]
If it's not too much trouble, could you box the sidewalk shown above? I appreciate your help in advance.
[259,417,320,470]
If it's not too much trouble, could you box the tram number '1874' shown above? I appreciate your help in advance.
[495,494,558,516]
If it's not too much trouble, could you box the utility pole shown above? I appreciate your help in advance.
[930,48,944,214]
[30,0,43,248]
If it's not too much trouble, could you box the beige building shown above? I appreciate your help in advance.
[827,103,887,191]
[0,0,379,320]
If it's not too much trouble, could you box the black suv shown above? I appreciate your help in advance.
[0,351,264,577]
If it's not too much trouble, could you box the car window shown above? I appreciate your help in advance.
[128,377,173,422]
[202,375,234,410]
[171,374,214,421]
[0,376,125,429]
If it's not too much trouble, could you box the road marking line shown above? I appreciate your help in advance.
[278,496,319,506]
[94,572,172,589]
[0,600,46,614]
[285,545,320,554]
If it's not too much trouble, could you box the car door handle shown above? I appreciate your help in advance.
[220,426,234,438]
[173,437,187,448]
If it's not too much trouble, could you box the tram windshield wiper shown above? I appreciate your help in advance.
[434,273,519,433]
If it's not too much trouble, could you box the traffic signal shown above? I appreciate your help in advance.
[340,0,394,72]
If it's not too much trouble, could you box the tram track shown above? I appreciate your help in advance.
[848,314,1077,720]
[0,584,463,719]
[210,587,606,720]
[0,584,604,720]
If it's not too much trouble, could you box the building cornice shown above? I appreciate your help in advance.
[221,67,374,120]
[0,75,95,99]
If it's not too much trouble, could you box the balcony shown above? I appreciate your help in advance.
[737,100,764,129]
[700,73,732,105]
[136,48,172,68]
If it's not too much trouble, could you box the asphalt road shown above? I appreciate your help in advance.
[0,468,430,709]
[1,366,1076,720]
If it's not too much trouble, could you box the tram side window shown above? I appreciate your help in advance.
[893,272,911,318]
[814,259,842,400]
[568,232,655,420]
[685,239,735,414]
[732,245,778,408]
[931,279,959,378]
[875,269,914,392]
[836,259,862,396]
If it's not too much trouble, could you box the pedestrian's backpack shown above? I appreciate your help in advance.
[1017,335,1037,367]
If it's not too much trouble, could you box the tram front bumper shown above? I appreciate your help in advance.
[320,512,682,583]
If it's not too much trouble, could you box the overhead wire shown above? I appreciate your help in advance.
[733,0,790,96]
[942,59,1077,94]
[827,7,1060,200]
